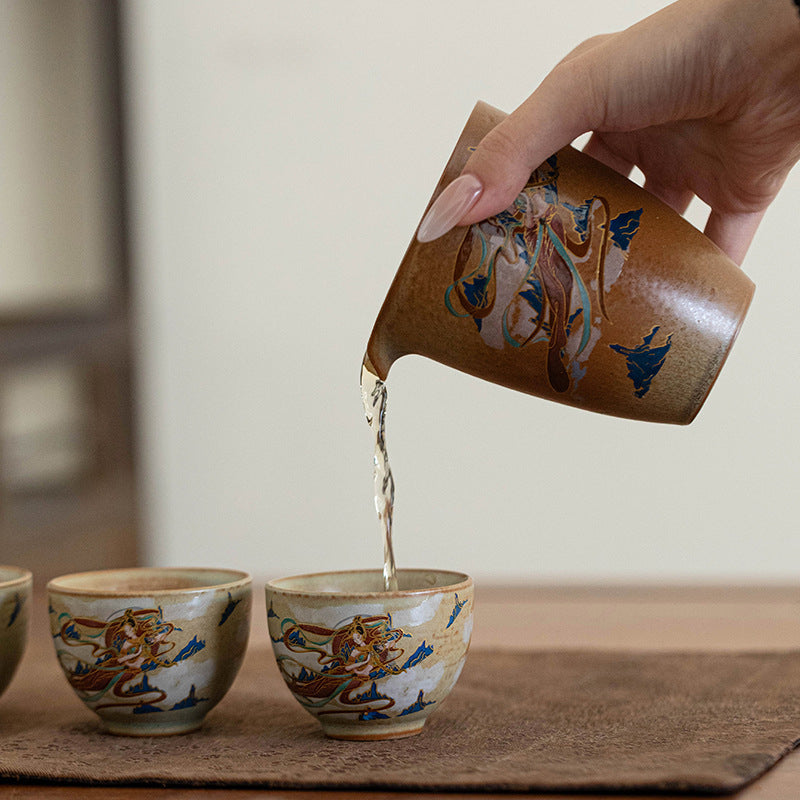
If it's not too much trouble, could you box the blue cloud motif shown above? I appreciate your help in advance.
[446,594,468,629]
[460,274,492,310]
[8,593,22,628]
[371,641,434,680]
[609,325,673,398]
[295,666,315,683]
[353,682,391,704]
[286,629,305,647]
[128,674,156,695]
[360,709,390,720]
[133,703,163,714]
[494,208,519,228]
[399,690,434,716]
[563,201,593,236]
[170,684,208,710]
[399,641,433,671]
[218,592,242,626]
[173,635,205,662]
[62,622,80,641]
[608,208,643,251]
[519,279,544,320]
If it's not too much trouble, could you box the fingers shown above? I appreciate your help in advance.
[418,56,603,242]
[455,33,616,229]
[457,80,589,227]
[643,178,694,216]
[417,32,618,242]
[582,132,635,179]
[704,209,765,265]
[583,132,696,215]
[583,127,698,217]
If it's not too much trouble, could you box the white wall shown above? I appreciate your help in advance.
[123,1,800,584]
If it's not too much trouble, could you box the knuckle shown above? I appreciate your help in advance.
[477,123,528,167]
[558,33,612,66]
[468,124,534,198]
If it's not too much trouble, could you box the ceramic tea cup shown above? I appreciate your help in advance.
[266,568,473,740]
[48,567,252,736]
[0,566,33,700]
[365,101,755,424]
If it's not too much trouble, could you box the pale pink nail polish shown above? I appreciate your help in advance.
[416,174,483,243]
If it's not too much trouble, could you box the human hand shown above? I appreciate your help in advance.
[417,0,800,265]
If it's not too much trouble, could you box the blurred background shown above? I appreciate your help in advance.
[1,0,798,587]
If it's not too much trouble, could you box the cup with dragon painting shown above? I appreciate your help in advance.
[0,566,33,700]
[364,101,755,424]
[48,567,252,736]
[266,568,473,740]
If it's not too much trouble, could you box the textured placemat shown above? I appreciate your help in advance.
[1,641,799,794]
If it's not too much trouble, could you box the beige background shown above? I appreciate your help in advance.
[0,1,115,310]
[120,0,800,583]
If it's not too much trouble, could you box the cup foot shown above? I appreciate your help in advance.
[320,719,425,741]
[101,718,204,737]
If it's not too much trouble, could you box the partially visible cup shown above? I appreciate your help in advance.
[0,566,33,700]
[48,567,252,736]
[266,569,473,740]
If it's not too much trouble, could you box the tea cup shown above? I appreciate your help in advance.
[48,567,252,735]
[0,566,33,700]
[266,568,473,740]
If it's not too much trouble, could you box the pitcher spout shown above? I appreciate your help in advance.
[364,316,401,382]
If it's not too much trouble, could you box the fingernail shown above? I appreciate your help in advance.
[416,174,482,243]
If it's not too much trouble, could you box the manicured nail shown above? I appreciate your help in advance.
[416,174,483,243]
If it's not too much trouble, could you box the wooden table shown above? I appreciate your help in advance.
[3,584,799,799]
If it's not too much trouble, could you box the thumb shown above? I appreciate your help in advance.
[417,63,595,243]
[459,78,590,226]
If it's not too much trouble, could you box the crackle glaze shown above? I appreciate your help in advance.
[47,567,252,736]
[0,566,32,700]
[366,101,755,424]
[266,569,473,740]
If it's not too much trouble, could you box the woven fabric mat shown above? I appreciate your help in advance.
[1,641,800,794]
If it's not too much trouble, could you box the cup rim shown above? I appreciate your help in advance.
[266,568,472,598]
[0,565,33,590]
[47,566,251,597]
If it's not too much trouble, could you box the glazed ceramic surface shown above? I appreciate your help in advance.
[47,567,252,736]
[366,101,755,424]
[0,566,32,700]
[266,569,473,740]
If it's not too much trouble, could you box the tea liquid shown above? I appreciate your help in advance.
[360,359,398,591]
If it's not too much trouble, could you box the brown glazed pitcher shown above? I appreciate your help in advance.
[365,102,755,424]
